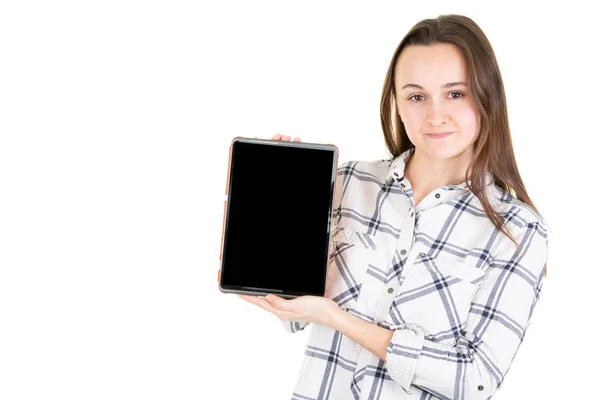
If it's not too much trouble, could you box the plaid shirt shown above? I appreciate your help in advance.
[282,148,549,400]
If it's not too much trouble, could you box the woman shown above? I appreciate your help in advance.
[238,14,549,400]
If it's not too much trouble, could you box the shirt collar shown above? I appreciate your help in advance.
[386,148,414,182]
[386,147,496,195]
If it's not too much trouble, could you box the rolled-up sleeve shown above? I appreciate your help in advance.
[385,220,549,399]
[385,323,425,394]
[281,320,310,334]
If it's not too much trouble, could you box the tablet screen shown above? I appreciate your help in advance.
[220,139,337,297]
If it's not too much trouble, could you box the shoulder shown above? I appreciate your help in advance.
[495,190,547,228]
[337,158,394,181]
[489,189,549,249]
[483,190,550,281]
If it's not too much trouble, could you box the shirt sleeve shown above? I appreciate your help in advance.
[385,219,549,399]
[281,320,310,334]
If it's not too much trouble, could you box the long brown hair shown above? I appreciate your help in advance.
[380,14,548,274]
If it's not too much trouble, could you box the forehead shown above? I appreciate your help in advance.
[394,43,467,87]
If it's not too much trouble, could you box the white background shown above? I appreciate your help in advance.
[0,1,597,399]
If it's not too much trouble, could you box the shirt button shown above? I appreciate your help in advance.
[400,183,406,188]
[387,287,394,294]
[400,249,407,255]
[435,193,441,199]
[393,172,399,176]
[478,385,484,391]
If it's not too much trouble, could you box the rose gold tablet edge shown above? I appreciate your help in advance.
[217,136,241,291]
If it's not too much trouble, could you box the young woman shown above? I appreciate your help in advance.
[238,14,549,400]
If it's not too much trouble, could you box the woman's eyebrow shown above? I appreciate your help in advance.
[400,81,468,91]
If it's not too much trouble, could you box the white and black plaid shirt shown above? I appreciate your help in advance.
[283,148,549,400]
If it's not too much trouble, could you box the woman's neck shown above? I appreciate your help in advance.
[404,148,473,206]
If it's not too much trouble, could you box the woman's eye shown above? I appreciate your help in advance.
[408,95,425,102]
[408,92,464,102]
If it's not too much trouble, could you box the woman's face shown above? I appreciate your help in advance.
[394,43,480,160]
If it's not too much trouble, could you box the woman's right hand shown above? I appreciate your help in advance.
[268,133,301,142]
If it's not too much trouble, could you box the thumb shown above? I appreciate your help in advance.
[265,294,289,309]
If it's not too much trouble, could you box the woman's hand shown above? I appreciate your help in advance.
[237,261,338,326]
[237,293,339,326]
[269,133,301,142]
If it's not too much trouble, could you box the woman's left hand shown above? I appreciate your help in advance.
[238,294,340,326]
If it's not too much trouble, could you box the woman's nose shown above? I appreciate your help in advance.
[426,101,449,126]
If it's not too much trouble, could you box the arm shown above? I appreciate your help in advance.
[329,309,394,360]
[329,221,549,399]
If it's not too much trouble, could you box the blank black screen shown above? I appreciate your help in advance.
[220,140,336,296]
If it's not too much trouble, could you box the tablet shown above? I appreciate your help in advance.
[218,137,339,298]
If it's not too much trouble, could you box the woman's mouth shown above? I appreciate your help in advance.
[426,132,453,139]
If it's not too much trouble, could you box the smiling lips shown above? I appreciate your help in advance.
[426,132,453,139]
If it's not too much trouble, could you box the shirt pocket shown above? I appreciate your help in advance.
[389,253,486,341]
[325,226,380,311]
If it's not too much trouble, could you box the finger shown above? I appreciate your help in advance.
[263,295,308,321]
[293,137,301,142]
[259,298,305,322]
[239,294,280,314]
[238,294,269,307]
[237,294,261,305]
[271,134,282,140]
[282,135,291,141]
[265,294,299,312]
[255,296,283,314]
[265,293,285,304]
